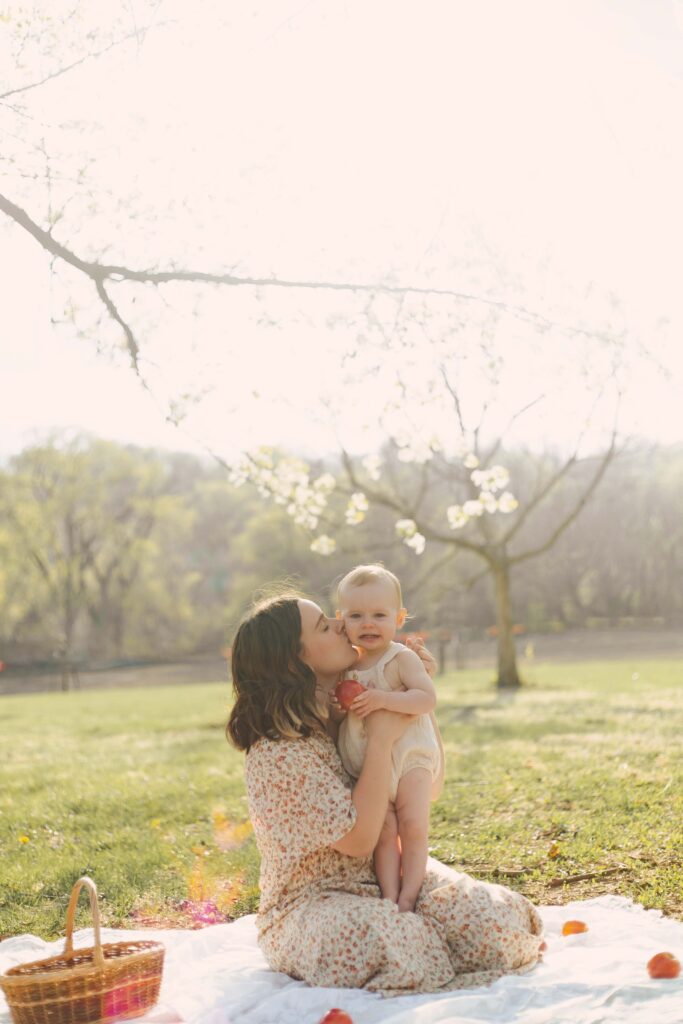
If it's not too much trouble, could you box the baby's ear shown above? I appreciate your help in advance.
[335,609,342,619]
[397,608,407,627]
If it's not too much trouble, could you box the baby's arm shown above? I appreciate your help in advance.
[349,649,436,719]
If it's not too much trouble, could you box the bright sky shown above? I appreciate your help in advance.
[2,0,683,461]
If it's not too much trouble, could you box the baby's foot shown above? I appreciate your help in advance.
[397,894,417,913]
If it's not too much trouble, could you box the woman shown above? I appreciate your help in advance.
[226,592,544,995]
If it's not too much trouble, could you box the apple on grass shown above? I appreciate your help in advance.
[647,952,681,979]
[334,678,366,712]
[561,920,588,936]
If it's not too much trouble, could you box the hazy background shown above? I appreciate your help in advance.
[1,0,682,688]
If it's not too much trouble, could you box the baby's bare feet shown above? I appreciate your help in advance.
[397,895,416,913]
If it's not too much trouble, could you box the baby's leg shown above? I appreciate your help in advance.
[395,767,432,912]
[374,803,400,903]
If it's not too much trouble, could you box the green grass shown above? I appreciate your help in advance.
[1,657,681,938]
[0,685,259,938]
[430,659,683,919]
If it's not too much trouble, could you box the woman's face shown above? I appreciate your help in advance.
[298,599,357,681]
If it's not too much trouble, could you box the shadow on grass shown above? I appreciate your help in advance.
[440,687,520,723]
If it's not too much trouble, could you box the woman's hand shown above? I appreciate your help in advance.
[405,635,437,677]
[326,690,347,725]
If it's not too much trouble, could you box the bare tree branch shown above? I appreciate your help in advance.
[0,23,169,102]
[510,430,620,565]
[340,448,491,559]
[94,278,143,376]
[482,394,545,465]
[440,364,466,435]
[402,546,459,603]
[460,564,490,589]
[501,384,615,545]
[0,192,624,341]
[413,461,431,518]
[501,450,578,545]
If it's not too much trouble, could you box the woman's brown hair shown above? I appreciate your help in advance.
[226,593,327,751]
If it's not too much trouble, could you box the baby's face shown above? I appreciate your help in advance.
[337,580,406,652]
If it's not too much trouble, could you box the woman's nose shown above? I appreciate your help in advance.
[331,618,345,634]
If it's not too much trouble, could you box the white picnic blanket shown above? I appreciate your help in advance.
[2,862,682,1024]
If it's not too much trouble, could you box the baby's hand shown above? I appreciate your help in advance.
[350,688,387,718]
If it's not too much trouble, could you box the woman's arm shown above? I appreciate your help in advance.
[331,711,410,858]
[429,711,445,801]
[406,637,444,798]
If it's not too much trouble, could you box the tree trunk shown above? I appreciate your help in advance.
[60,612,78,692]
[113,604,126,657]
[492,559,521,689]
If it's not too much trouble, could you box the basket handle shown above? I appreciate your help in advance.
[64,876,105,969]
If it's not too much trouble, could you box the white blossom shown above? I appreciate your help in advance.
[345,491,369,526]
[498,491,520,513]
[447,504,469,530]
[404,531,426,555]
[471,465,510,493]
[463,499,485,517]
[480,491,499,513]
[395,518,418,539]
[395,518,426,554]
[228,463,249,487]
[230,451,333,532]
[310,535,336,556]
[396,438,435,463]
[313,472,336,494]
[361,455,382,481]
[464,453,480,469]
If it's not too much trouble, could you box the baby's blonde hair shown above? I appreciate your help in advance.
[335,563,403,609]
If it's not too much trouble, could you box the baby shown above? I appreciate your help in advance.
[334,564,444,912]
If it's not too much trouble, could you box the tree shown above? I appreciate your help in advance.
[227,308,623,687]
[528,443,683,628]
[0,436,196,685]
[3,2,650,403]
[1,3,668,687]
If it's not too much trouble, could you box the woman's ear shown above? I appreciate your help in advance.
[397,608,407,628]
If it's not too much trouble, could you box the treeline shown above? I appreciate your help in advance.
[1,436,681,672]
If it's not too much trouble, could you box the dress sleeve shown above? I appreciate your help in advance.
[246,737,357,858]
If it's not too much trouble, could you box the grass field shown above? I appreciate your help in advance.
[1,657,681,939]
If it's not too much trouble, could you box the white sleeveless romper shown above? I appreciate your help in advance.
[337,641,441,801]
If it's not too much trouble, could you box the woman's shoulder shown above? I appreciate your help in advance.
[246,731,334,770]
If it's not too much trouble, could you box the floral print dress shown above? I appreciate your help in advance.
[245,731,544,995]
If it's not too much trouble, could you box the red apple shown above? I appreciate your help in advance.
[334,678,366,711]
[318,1011,354,1024]
[647,952,681,979]
[561,920,588,936]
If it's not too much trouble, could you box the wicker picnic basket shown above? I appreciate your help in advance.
[0,876,164,1024]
